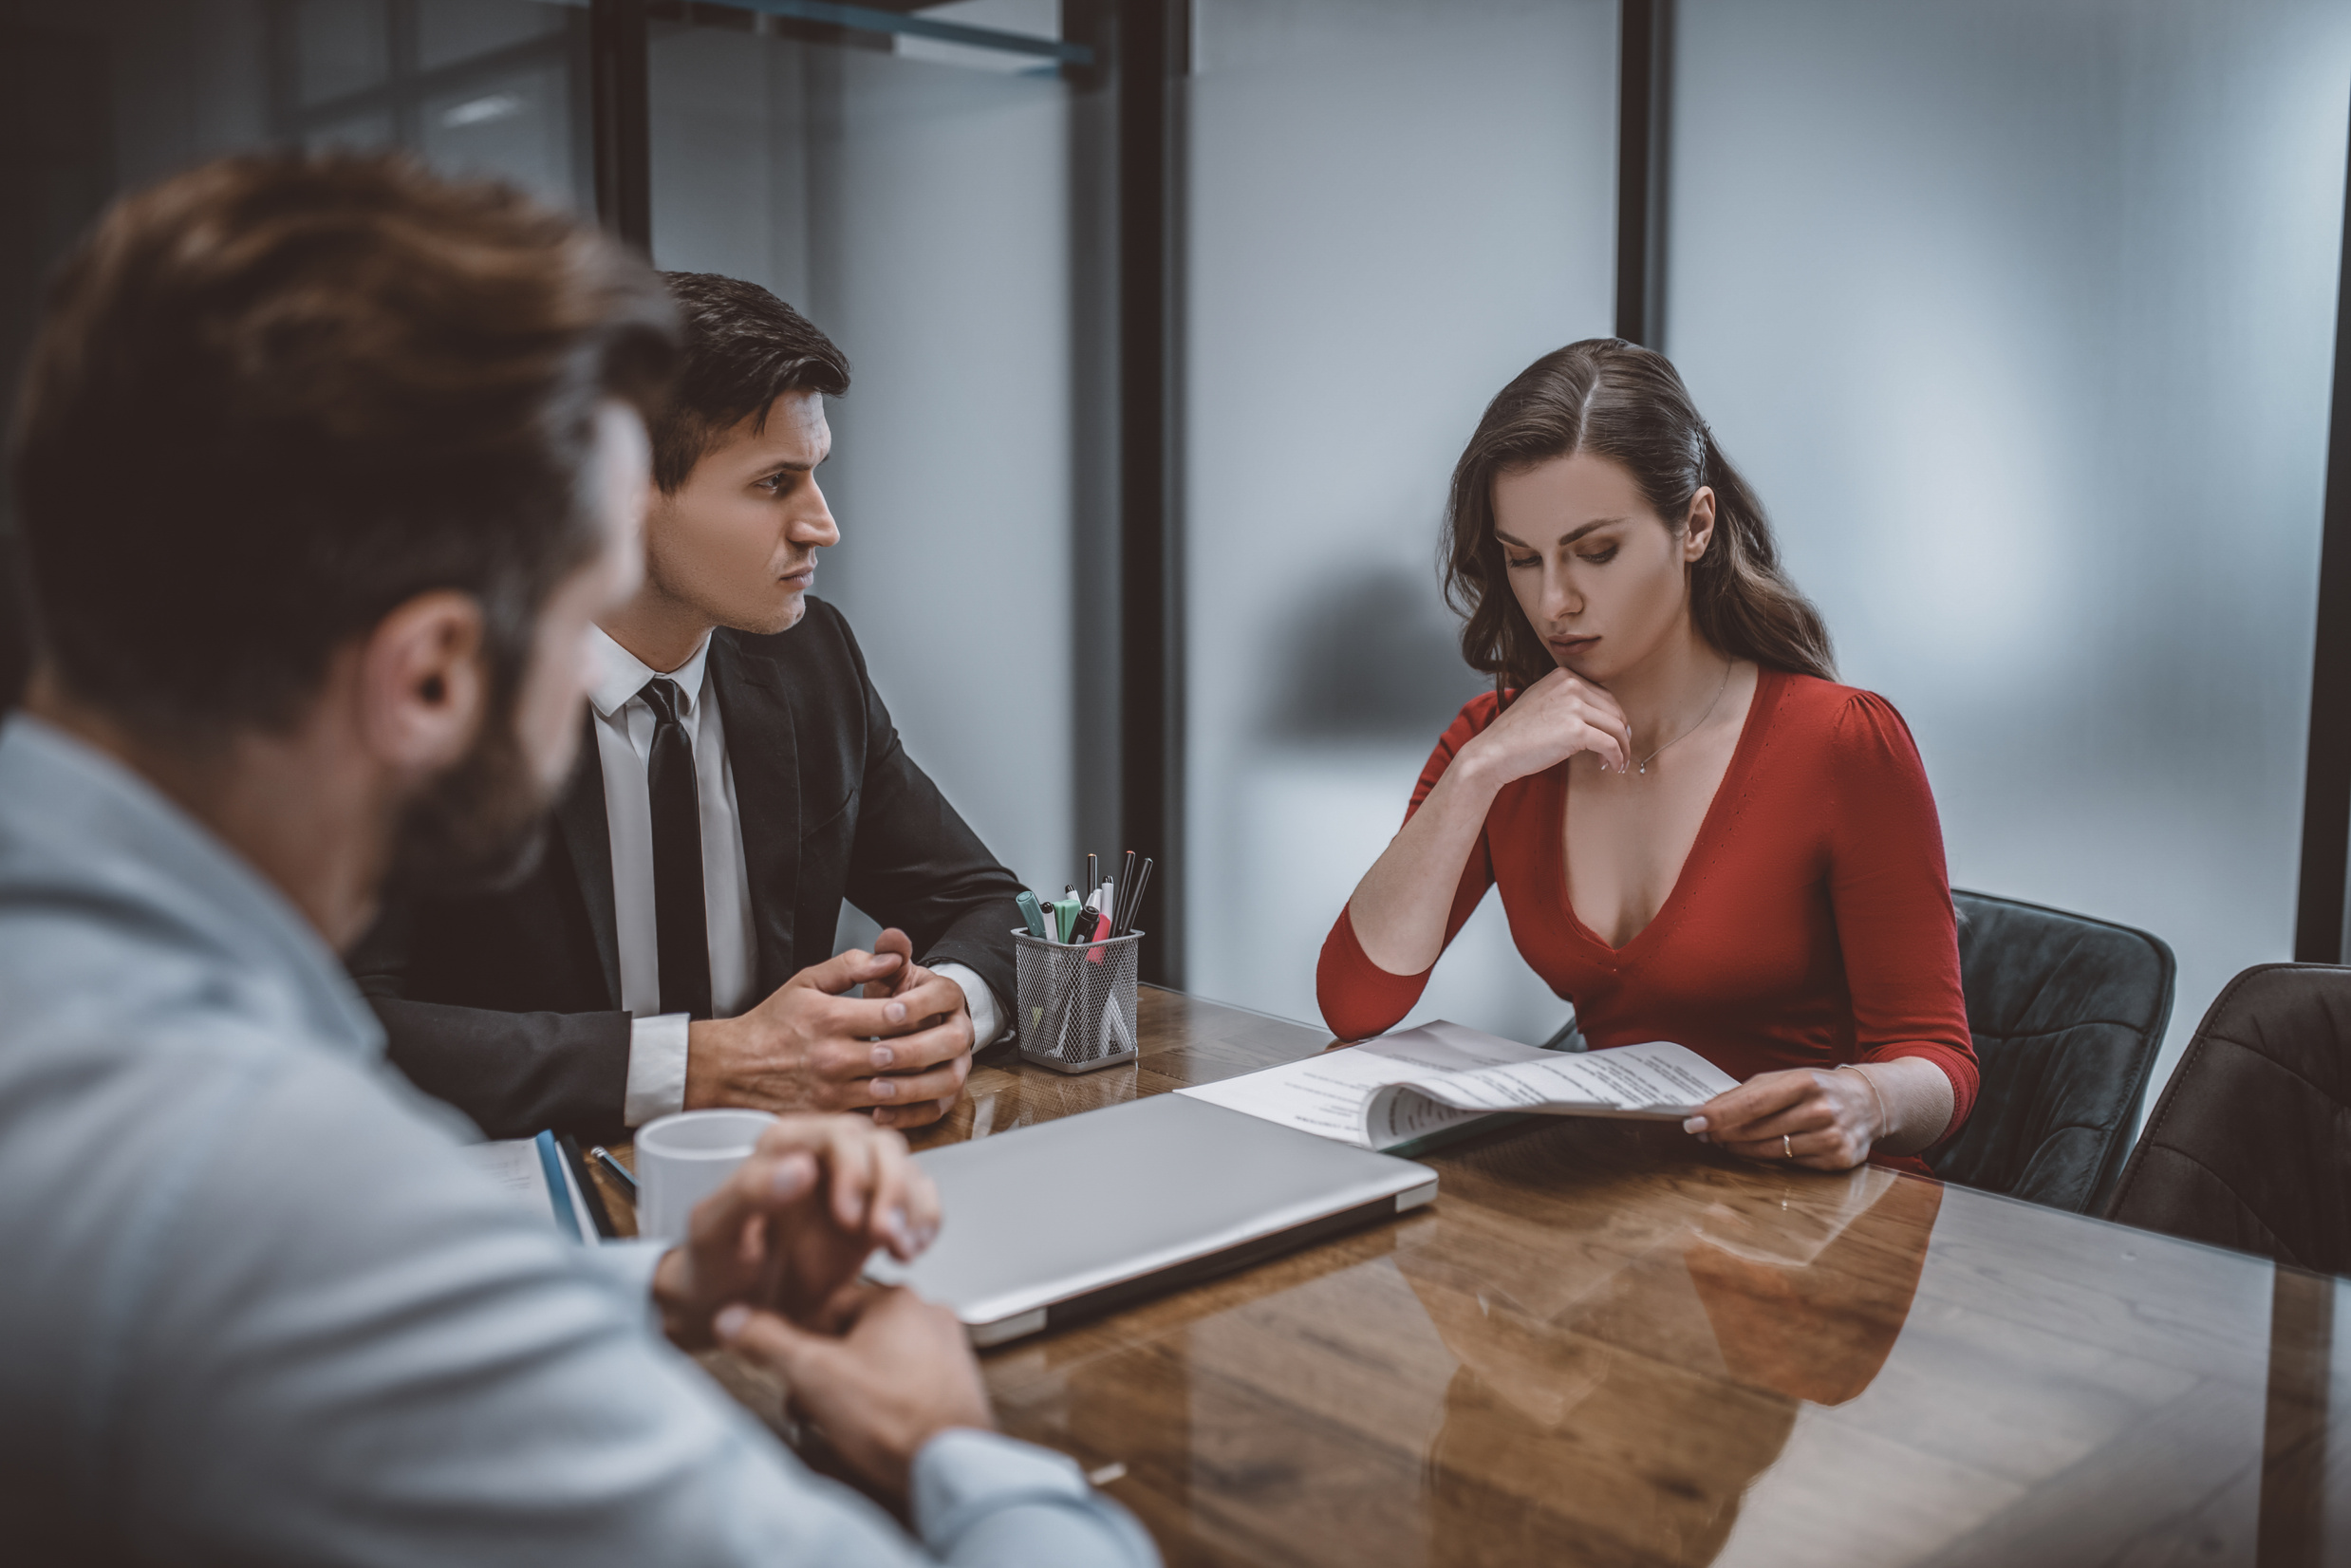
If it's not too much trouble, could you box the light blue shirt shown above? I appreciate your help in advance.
[0,714,1154,1567]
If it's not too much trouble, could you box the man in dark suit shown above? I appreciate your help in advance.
[353,273,1023,1141]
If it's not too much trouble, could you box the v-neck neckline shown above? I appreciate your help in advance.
[1545,664,1783,960]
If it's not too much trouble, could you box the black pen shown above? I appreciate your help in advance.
[588,1145,639,1196]
[1119,857,1154,937]
[1114,849,1137,931]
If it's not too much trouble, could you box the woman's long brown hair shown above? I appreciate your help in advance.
[1442,339,1835,690]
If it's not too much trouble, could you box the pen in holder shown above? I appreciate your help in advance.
[1013,928,1144,1073]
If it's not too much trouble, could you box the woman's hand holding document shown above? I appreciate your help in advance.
[1177,1020,1739,1151]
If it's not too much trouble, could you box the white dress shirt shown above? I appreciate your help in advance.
[588,628,1000,1126]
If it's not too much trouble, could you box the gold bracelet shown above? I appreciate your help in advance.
[1838,1063,1890,1142]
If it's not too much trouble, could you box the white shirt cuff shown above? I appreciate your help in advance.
[624,1012,691,1128]
[910,1428,1157,1564]
[588,1235,666,1292]
[912,1428,1087,1537]
[932,961,1002,1049]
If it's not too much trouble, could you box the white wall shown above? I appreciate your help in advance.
[1666,0,2351,1106]
[1183,0,1620,1036]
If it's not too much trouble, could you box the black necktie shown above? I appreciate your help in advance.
[639,677,712,1020]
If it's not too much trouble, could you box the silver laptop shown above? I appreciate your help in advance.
[867,1093,1438,1346]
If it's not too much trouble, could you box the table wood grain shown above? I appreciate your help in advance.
[623,987,2350,1567]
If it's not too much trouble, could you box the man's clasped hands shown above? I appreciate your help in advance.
[650,1110,980,1505]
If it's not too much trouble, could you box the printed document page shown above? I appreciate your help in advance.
[1177,1021,1548,1148]
[459,1135,597,1239]
[1177,1022,1738,1151]
[462,1137,553,1206]
[1361,1038,1737,1148]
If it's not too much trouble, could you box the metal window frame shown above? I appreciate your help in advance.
[2294,93,2351,964]
[1614,0,1670,347]
[1111,0,1186,986]
[588,0,650,249]
[698,0,1092,65]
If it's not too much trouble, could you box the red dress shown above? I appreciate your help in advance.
[1317,667,1978,1161]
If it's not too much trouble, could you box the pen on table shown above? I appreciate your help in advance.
[588,1146,638,1197]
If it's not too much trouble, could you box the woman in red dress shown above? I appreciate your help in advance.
[1318,340,1976,1172]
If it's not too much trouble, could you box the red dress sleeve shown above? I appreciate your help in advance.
[1315,694,1504,1041]
[1825,692,1979,1139]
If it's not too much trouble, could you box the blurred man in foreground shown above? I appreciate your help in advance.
[0,150,1152,1566]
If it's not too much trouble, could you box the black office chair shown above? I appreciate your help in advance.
[1925,891,2174,1214]
[2104,963,2351,1273]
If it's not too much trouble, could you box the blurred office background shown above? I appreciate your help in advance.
[5,0,2351,1114]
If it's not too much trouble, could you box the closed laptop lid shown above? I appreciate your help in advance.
[868,1093,1437,1343]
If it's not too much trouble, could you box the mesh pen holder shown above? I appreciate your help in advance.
[1014,928,1144,1073]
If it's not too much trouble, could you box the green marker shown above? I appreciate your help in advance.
[1016,889,1050,940]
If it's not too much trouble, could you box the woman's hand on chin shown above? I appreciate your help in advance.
[1682,1067,1882,1171]
[1460,667,1633,786]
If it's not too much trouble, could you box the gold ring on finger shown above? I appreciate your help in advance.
[1783,1133,1793,1159]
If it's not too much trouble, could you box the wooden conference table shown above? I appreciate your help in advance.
[599,987,2348,1567]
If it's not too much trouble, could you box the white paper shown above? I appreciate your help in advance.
[1361,1038,1738,1148]
[1177,1022,1738,1152]
[459,1137,599,1241]
[462,1138,551,1204]
[1177,1020,1543,1147]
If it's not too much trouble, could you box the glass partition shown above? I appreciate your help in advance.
[1666,0,2351,1094]
[272,0,588,208]
[1181,0,1620,1036]
[646,5,1102,927]
[0,0,591,709]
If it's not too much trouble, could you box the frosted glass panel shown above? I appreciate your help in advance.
[648,25,1078,903]
[1184,0,1619,1037]
[293,0,388,106]
[419,62,576,208]
[417,0,565,73]
[1667,0,2351,1099]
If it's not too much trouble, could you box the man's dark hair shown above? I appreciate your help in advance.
[8,149,677,737]
[650,271,849,493]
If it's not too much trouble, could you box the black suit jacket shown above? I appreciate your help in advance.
[351,598,1026,1140]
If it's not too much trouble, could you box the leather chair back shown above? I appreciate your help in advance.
[2104,963,2351,1273]
[1927,891,2174,1213]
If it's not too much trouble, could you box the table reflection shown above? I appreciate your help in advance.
[1407,1167,1942,1566]
[944,995,2351,1564]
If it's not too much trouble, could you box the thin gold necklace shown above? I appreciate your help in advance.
[1632,658,1733,775]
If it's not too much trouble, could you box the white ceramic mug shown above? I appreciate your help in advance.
[634,1109,778,1242]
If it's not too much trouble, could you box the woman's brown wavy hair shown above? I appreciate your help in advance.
[1443,339,1835,690]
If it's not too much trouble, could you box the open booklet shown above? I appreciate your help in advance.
[1176,1020,1739,1153]
[458,1129,603,1242]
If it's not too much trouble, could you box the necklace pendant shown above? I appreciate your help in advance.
[1637,763,1648,775]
